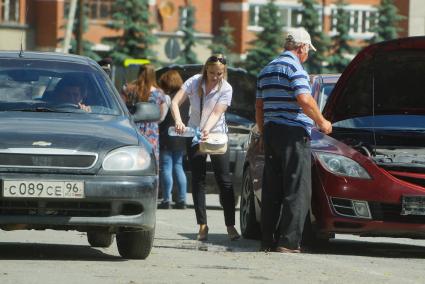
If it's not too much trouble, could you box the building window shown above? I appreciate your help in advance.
[88,0,112,20]
[0,0,20,23]
[64,0,113,20]
[179,6,188,29]
[330,6,377,39]
[248,3,320,31]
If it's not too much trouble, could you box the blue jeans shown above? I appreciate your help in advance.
[160,150,187,203]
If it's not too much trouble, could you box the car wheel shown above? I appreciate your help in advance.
[87,231,114,248]
[116,228,155,259]
[239,170,261,239]
[301,213,333,248]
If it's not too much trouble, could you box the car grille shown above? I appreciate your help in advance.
[369,202,425,224]
[0,200,111,217]
[0,149,98,169]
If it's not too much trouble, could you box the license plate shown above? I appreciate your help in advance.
[401,195,425,216]
[2,180,84,199]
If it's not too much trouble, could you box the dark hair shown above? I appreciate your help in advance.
[158,70,183,96]
[55,75,85,93]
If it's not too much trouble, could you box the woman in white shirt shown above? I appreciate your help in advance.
[170,54,240,242]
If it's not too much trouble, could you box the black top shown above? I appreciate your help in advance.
[159,95,190,152]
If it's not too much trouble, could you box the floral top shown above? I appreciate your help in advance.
[123,86,165,162]
[137,89,164,160]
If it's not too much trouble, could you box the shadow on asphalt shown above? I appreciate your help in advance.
[156,233,425,258]
[0,242,124,261]
[306,238,425,259]
[153,232,260,252]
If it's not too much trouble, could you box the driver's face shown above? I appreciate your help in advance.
[58,86,82,104]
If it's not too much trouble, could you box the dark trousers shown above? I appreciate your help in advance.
[261,123,312,249]
[188,144,235,226]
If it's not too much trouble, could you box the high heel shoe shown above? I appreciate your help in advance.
[197,225,209,241]
[227,226,240,241]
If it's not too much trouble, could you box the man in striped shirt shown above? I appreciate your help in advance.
[256,28,332,253]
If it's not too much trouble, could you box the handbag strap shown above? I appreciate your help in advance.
[199,83,227,133]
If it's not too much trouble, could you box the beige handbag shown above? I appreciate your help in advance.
[199,133,228,155]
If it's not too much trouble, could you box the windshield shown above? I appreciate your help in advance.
[0,58,120,115]
[333,115,425,131]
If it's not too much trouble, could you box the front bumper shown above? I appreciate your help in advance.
[0,174,158,231]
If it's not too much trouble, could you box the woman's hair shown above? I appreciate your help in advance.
[127,64,158,103]
[158,70,183,96]
[197,54,228,97]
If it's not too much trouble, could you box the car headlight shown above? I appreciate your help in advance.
[316,152,371,179]
[103,146,151,171]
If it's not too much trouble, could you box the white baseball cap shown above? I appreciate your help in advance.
[285,28,317,52]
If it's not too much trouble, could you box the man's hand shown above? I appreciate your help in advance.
[79,102,91,112]
[318,119,332,134]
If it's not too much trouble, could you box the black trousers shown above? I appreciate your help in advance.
[261,123,312,250]
[188,144,235,226]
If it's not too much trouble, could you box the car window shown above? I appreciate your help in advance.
[318,83,335,112]
[0,59,121,115]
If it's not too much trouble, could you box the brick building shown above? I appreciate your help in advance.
[0,0,423,64]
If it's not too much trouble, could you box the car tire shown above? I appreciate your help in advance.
[87,231,114,248]
[301,213,333,248]
[116,228,155,259]
[239,170,261,239]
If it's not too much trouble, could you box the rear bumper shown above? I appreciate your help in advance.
[0,174,158,231]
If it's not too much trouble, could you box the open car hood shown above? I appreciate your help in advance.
[323,36,425,123]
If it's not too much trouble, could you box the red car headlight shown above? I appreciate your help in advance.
[316,152,371,179]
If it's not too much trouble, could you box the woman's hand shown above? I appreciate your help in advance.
[175,120,186,135]
[200,128,210,142]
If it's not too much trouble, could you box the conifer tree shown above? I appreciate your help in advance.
[104,0,157,65]
[300,0,331,74]
[327,0,356,73]
[369,0,404,44]
[177,3,198,64]
[244,0,283,76]
[209,20,235,64]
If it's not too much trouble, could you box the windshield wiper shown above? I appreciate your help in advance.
[8,107,57,112]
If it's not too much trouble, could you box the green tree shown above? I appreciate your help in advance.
[327,0,356,73]
[61,2,100,61]
[369,0,404,44]
[300,0,331,74]
[208,19,235,64]
[244,0,283,76]
[176,3,198,64]
[104,0,157,65]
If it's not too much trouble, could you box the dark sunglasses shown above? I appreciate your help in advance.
[207,56,226,65]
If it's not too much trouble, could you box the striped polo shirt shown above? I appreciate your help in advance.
[256,51,314,134]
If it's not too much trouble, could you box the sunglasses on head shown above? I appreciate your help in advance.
[207,56,226,65]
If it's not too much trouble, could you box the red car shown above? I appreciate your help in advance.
[240,37,425,245]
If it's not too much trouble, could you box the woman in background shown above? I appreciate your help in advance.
[121,64,166,162]
[158,70,189,209]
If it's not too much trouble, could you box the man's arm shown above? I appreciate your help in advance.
[296,93,332,134]
[255,98,264,135]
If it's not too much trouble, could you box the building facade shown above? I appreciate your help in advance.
[0,0,424,64]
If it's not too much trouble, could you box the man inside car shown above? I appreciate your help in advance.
[52,76,91,112]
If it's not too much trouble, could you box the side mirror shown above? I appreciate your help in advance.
[132,102,161,123]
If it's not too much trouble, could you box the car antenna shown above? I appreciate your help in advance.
[18,6,30,58]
